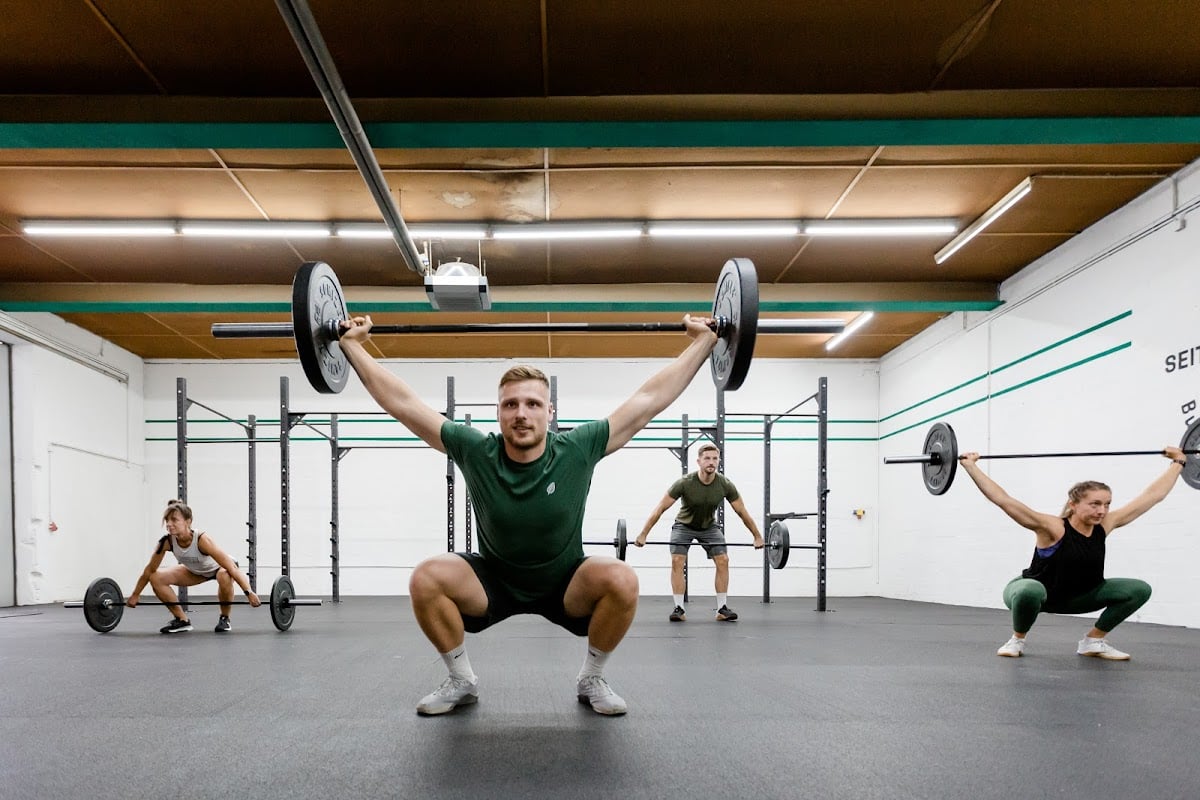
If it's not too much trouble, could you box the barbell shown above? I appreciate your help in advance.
[210,259,846,394]
[885,419,1200,495]
[63,575,322,633]
[587,518,809,569]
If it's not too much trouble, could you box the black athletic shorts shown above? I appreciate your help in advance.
[456,553,591,637]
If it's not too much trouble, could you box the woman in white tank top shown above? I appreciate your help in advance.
[126,500,262,634]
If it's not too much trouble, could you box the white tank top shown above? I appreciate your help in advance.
[169,532,220,577]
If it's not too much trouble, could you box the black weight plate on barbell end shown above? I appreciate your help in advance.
[1179,417,1200,490]
[293,261,351,395]
[270,575,297,631]
[767,521,790,570]
[921,422,959,495]
[83,576,124,633]
[709,258,759,392]
[616,518,628,561]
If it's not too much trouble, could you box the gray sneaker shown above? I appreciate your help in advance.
[576,676,628,716]
[416,676,478,716]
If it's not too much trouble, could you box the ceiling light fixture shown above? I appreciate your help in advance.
[21,221,176,237]
[336,222,490,240]
[179,221,331,239]
[21,216,963,243]
[804,219,957,237]
[648,221,801,238]
[934,177,1033,264]
[491,222,644,241]
[824,311,874,352]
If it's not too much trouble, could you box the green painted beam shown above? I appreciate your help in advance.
[2,117,1199,149]
[0,299,1002,313]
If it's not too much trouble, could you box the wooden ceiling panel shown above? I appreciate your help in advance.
[548,148,880,168]
[0,0,155,93]
[547,168,860,220]
[25,239,314,285]
[836,167,1036,218]
[878,144,1200,168]
[0,150,218,168]
[990,177,1164,234]
[939,3,1200,90]
[0,236,98,282]
[0,168,261,219]
[543,0,981,95]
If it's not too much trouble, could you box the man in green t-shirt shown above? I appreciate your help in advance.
[338,312,719,717]
[634,443,764,622]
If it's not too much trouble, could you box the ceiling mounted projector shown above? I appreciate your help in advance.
[424,261,492,311]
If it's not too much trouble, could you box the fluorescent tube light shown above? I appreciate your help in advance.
[935,178,1032,264]
[407,224,491,240]
[492,223,644,241]
[824,312,874,352]
[648,221,801,238]
[180,221,331,239]
[23,220,176,237]
[804,219,957,237]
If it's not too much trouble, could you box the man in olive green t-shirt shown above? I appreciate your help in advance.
[339,311,719,717]
[635,443,764,622]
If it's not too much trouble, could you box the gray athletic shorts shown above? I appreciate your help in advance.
[669,522,727,557]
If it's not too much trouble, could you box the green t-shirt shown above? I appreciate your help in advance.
[669,472,740,530]
[441,419,610,602]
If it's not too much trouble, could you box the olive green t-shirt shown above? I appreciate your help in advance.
[441,419,610,602]
[669,472,740,531]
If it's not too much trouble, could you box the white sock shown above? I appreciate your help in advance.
[441,644,477,683]
[717,593,728,609]
[577,645,610,681]
[673,594,684,608]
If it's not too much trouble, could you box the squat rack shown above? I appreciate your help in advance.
[174,377,263,593]
[723,376,829,610]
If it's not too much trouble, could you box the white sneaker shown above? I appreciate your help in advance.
[1077,637,1131,661]
[996,636,1026,658]
[576,676,628,716]
[416,676,479,715]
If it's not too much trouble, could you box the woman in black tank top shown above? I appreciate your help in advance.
[957,444,1187,661]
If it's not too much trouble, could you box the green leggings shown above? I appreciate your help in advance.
[1002,577,1152,635]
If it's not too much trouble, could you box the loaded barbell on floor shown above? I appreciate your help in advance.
[210,259,846,394]
[586,519,809,570]
[884,419,1200,495]
[63,575,322,633]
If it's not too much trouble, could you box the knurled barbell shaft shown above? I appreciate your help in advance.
[63,598,322,608]
[211,317,845,339]
[884,448,1200,465]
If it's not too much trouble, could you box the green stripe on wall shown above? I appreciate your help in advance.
[879,310,1132,423]
[880,341,1131,440]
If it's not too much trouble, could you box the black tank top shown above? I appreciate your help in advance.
[1020,519,1106,605]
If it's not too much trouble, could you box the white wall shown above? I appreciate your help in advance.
[142,356,881,600]
[879,159,1200,628]
[3,313,146,604]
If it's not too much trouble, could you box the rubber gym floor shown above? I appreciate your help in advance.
[3,596,1198,800]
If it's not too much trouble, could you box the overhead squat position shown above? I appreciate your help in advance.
[957,445,1188,660]
[338,311,719,716]
[635,442,764,622]
[127,499,261,633]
